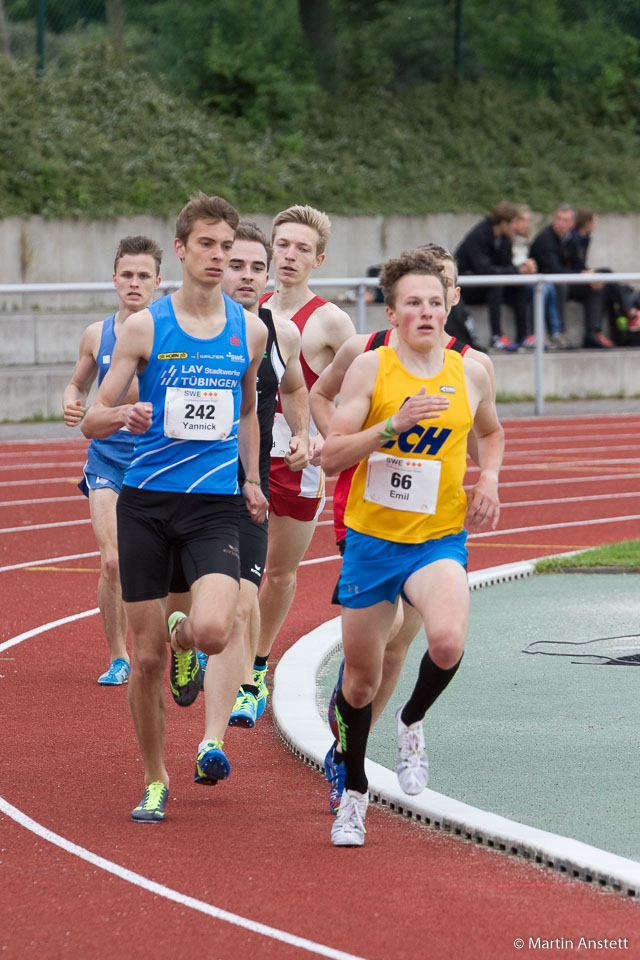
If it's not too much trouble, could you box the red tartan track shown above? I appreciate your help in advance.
[1,413,640,960]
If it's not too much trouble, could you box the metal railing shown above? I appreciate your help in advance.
[1,272,639,416]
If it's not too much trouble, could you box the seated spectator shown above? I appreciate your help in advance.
[455,201,537,352]
[570,208,637,344]
[529,204,611,349]
[512,205,567,349]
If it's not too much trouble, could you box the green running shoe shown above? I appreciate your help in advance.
[168,611,201,707]
[131,781,169,822]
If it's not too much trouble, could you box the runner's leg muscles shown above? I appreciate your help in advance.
[401,559,468,725]
[126,597,170,786]
[172,572,239,656]
[89,488,128,663]
[339,601,397,792]
[370,599,422,726]
[257,512,316,657]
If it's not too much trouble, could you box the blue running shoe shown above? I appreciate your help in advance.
[253,663,268,720]
[324,740,346,815]
[327,658,345,741]
[228,689,257,728]
[196,650,208,690]
[194,739,231,785]
[97,657,130,686]
[131,781,168,822]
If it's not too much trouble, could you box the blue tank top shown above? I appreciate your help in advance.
[123,293,250,493]
[90,313,137,468]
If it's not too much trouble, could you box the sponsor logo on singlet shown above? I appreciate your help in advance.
[381,424,452,456]
[159,361,242,389]
[157,352,188,360]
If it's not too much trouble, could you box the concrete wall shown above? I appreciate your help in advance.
[2,298,639,423]
[1,212,640,308]
[1,213,639,422]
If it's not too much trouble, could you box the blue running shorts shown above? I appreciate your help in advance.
[78,445,127,497]
[338,528,468,609]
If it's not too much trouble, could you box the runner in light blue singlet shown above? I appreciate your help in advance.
[79,313,137,496]
[124,292,250,494]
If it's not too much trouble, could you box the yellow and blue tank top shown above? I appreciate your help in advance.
[123,293,250,493]
[344,346,472,544]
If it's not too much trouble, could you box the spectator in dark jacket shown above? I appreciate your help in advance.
[455,201,537,352]
[569,209,635,343]
[529,205,611,348]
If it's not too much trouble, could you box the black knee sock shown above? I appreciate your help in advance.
[334,689,371,795]
[401,651,462,727]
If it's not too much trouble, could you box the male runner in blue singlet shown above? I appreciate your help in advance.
[82,194,268,822]
[167,220,310,782]
[62,236,162,685]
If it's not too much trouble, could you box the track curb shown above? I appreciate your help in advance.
[273,558,640,898]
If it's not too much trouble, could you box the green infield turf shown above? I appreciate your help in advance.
[319,572,640,860]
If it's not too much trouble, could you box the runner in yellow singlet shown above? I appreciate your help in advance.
[321,249,504,847]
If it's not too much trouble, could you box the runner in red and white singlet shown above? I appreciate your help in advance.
[260,291,328,521]
[254,205,356,697]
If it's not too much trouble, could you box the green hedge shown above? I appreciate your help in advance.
[1,38,639,218]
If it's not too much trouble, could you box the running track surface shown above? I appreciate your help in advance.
[2,413,640,960]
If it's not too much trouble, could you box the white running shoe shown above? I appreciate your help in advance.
[331,789,368,847]
[396,704,429,796]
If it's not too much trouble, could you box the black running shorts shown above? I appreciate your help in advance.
[117,485,241,603]
[168,502,268,593]
[169,503,267,593]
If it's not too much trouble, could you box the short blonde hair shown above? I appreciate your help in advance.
[272,204,331,255]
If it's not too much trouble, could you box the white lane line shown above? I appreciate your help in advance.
[4,507,639,578]
[320,497,640,532]
[502,414,640,427]
[0,798,367,960]
[309,513,640,556]
[0,461,85,471]
[469,514,640,539]
[0,607,99,652]
[299,554,341,567]
[0,477,81,488]
[0,551,99,574]
[0,446,86,456]
[0,518,90,535]
[0,496,85,508]
[494,472,640,489]
[466,457,640,472]
[501,446,640,459]
[504,432,640,445]
[496,491,640,509]
[1,607,367,958]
